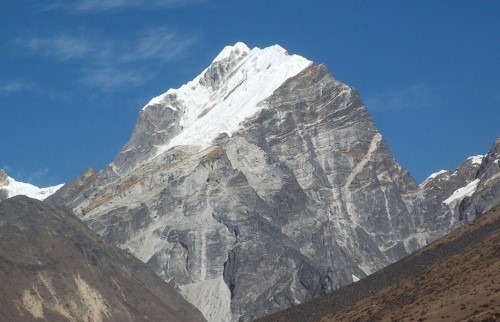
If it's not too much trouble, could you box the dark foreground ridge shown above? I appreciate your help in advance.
[0,196,206,322]
[258,205,500,322]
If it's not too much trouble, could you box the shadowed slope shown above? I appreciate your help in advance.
[0,196,206,322]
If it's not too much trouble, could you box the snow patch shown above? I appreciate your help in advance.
[351,274,360,282]
[180,277,232,322]
[420,170,448,188]
[467,155,484,165]
[444,179,480,206]
[212,41,250,63]
[144,92,169,109]
[1,176,63,200]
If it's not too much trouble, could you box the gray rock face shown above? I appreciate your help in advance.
[420,138,500,223]
[46,167,99,208]
[0,169,7,184]
[48,44,499,321]
[0,189,7,202]
[458,138,500,220]
[420,158,481,202]
[0,170,9,201]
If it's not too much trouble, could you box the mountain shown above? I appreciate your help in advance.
[257,204,500,322]
[421,137,500,222]
[454,137,500,220]
[47,42,500,321]
[420,155,483,203]
[0,195,206,322]
[0,169,62,202]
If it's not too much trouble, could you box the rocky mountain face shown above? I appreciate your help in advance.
[459,138,500,219]
[421,138,500,223]
[0,196,206,322]
[47,43,500,321]
[258,204,500,322]
[419,156,483,202]
[0,170,8,201]
[47,167,99,207]
[0,169,62,202]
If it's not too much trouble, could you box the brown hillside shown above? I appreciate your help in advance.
[0,196,206,322]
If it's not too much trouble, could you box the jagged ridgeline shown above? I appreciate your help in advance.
[47,43,500,321]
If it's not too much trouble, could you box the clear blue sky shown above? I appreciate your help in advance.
[1,1,498,187]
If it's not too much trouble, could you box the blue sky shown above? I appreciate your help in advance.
[1,0,498,187]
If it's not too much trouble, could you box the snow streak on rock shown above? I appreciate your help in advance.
[444,179,480,206]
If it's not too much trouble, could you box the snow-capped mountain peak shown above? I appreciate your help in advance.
[0,169,63,201]
[212,41,250,63]
[46,40,500,321]
[141,42,312,155]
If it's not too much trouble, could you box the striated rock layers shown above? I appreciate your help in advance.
[0,196,206,322]
[257,204,500,322]
[47,43,500,321]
